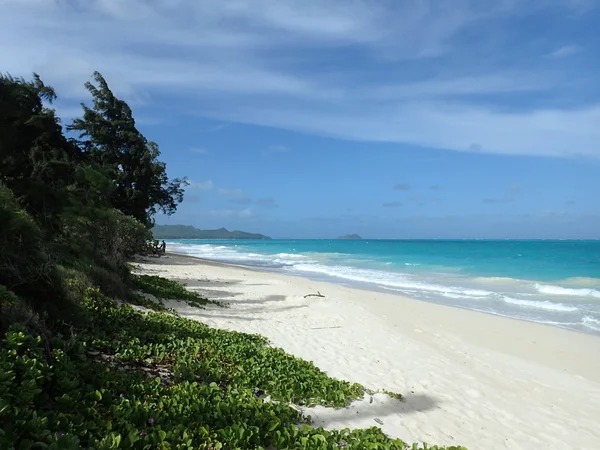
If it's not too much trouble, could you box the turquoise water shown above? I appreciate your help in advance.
[169,239,600,335]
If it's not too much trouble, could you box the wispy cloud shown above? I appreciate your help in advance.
[383,201,403,207]
[217,188,245,198]
[256,197,279,207]
[207,208,254,218]
[188,180,257,206]
[188,180,214,191]
[429,185,443,190]
[189,147,209,154]
[2,0,599,158]
[262,145,290,156]
[393,183,412,191]
[482,198,512,204]
[483,183,522,204]
[229,197,253,205]
[546,45,581,58]
[201,124,229,133]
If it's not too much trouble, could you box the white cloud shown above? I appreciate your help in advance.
[188,180,214,191]
[1,0,598,158]
[546,45,581,58]
[217,188,245,198]
[208,102,600,158]
[188,180,252,203]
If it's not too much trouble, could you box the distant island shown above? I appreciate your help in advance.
[153,225,271,240]
[338,234,362,240]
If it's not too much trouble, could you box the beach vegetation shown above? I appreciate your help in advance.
[132,274,218,308]
[0,72,466,449]
[0,288,466,449]
[67,71,187,228]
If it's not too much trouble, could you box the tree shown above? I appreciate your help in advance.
[68,72,186,227]
[0,74,80,234]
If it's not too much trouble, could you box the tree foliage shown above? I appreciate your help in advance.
[0,72,182,313]
[68,72,186,227]
[0,74,80,234]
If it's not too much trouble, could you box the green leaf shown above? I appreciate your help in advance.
[18,439,33,450]
[267,419,280,432]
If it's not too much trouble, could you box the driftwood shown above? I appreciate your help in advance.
[304,291,325,298]
[309,326,342,330]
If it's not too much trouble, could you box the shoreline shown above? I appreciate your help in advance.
[166,241,600,337]
[136,253,600,449]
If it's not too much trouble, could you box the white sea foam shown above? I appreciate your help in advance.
[441,292,481,299]
[291,263,492,298]
[535,284,600,298]
[169,244,309,266]
[275,253,306,259]
[582,316,600,332]
[501,296,579,313]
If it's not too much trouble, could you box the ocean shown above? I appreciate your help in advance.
[168,239,600,336]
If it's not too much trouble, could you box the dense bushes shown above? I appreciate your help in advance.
[0,185,63,310]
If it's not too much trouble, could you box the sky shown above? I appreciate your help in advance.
[2,0,600,239]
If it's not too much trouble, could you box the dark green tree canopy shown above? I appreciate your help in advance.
[0,74,80,232]
[0,72,172,314]
[68,72,186,227]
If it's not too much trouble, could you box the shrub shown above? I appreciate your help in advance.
[132,274,218,308]
[0,285,20,337]
[0,184,63,308]
[63,208,151,272]
[87,265,130,300]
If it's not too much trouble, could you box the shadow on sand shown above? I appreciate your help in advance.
[310,393,439,428]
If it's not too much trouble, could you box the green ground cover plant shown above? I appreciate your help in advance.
[133,274,219,308]
[0,283,466,449]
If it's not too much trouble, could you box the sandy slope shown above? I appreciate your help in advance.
[135,254,600,449]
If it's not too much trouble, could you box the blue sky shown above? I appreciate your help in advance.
[2,0,599,238]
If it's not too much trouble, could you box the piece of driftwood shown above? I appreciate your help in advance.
[309,326,342,330]
[304,291,325,298]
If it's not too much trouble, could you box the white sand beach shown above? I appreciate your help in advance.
[136,254,600,450]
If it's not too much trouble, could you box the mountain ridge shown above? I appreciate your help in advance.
[152,224,271,240]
